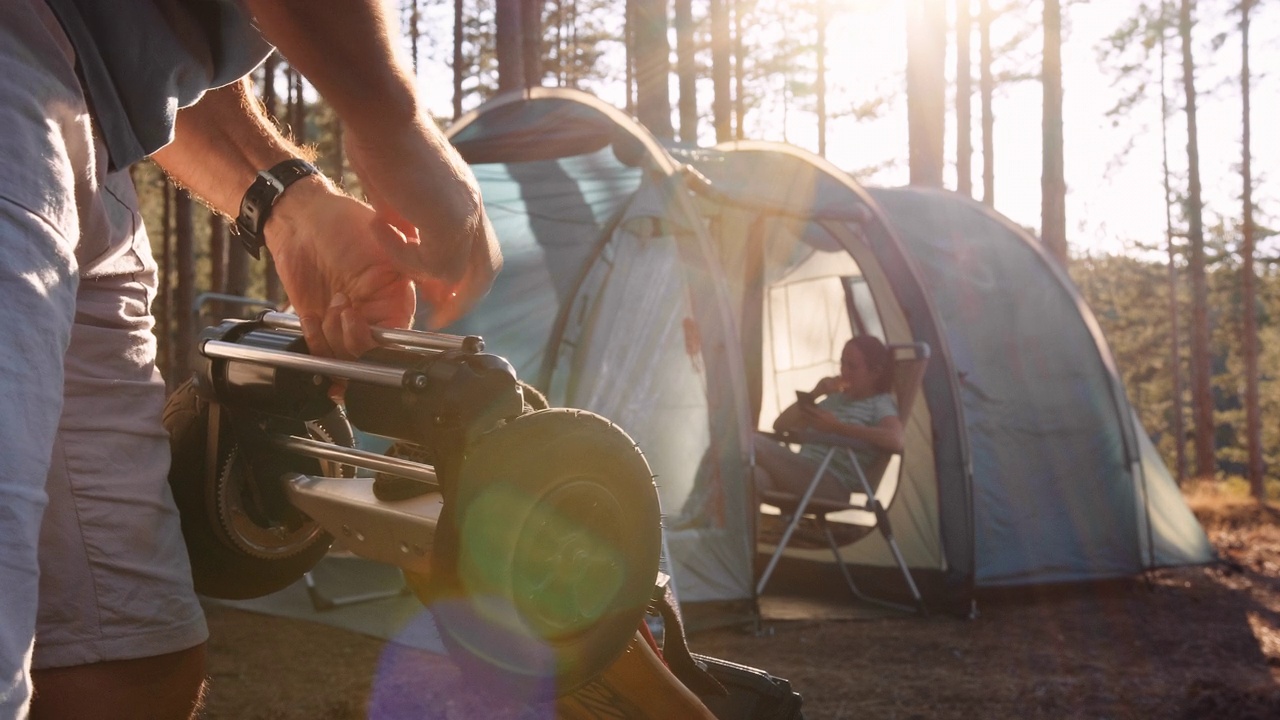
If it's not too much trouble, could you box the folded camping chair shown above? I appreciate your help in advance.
[755,342,930,615]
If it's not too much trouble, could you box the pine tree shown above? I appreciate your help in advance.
[907,0,947,187]
[956,0,973,197]
[710,0,733,142]
[496,0,525,92]
[674,0,696,143]
[978,0,995,204]
[1238,0,1262,498]
[1041,0,1067,265]
[1179,0,1215,480]
[631,0,674,138]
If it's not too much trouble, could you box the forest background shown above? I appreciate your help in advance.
[130,0,1280,498]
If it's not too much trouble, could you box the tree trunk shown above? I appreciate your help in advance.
[906,0,947,187]
[158,181,172,385]
[496,0,525,93]
[675,0,697,142]
[174,190,195,380]
[1041,0,1067,265]
[261,52,279,121]
[956,0,972,197]
[208,212,231,323]
[1239,0,1262,498]
[224,228,251,307]
[259,60,280,304]
[979,0,995,205]
[625,0,636,114]
[453,0,464,119]
[1158,8,1186,483]
[1179,0,1215,480]
[631,0,674,139]
[733,0,745,139]
[209,211,227,300]
[522,0,543,88]
[408,0,421,74]
[710,0,732,142]
[816,0,827,157]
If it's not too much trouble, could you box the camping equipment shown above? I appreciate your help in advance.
[755,342,931,614]
[437,88,1214,620]
[163,311,662,694]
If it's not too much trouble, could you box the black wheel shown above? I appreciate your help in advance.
[408,409,661,696]
[163,378,355,599]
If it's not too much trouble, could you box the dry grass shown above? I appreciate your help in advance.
[201,489,1280,719]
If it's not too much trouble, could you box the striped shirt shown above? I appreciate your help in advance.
[797,392,898,491]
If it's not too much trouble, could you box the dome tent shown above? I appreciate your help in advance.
[440,88,1213,619]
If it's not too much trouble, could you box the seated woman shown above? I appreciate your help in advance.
[753,336,905,504]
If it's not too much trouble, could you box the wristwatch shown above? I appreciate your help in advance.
[235,159,320,258]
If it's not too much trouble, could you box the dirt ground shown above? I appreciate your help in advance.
[199,491,1280,719]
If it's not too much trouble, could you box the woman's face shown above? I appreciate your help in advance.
[840,344,877,396]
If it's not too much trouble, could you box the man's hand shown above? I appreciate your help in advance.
[264,176,416,358]
[344,125,501,329]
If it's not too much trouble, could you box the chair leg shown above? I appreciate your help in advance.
[756,449,839,597]
[847,450,927,615]
[819,518,920,614]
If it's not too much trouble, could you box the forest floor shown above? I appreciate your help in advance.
[199,484,1280,720]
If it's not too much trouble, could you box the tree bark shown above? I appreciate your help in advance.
[408,0,421,74]
[631,0,674,139]
[158,181,172,385]
[453,0,464,119]
[733,0,745,139]
[906,0,947,187]
[522,0,543,88]
[675,0,697,143]
[174,190,195,380]
[710,0,732,142]
[496,0,526,93]
[1179,0,1215,480]
[625,0,636,114]
[1158,8,1186,483]
[979,0,995,205]
[261,52,279,121]
[209,212,226,297]
[1041,0,1067,265]
[816,0,827,157]
[956,0,972,197]
[1239,0,1262,498]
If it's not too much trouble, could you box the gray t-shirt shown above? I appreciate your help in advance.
[797,392,898,491]
[44,0,272,170]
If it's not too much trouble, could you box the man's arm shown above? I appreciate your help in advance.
[242,0,500,328]
[152,78,416,358]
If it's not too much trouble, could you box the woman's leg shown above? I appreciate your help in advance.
[752,434,848,502]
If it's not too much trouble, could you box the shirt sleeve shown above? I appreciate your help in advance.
[871,394,899,424]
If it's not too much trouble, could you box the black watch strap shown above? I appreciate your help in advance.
[235,159,320,258]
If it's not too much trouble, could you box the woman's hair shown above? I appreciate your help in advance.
[848,335,894,394]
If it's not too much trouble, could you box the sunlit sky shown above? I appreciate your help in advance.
[407,0,1279,257]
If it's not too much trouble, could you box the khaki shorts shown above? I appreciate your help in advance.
[0,0,206,690]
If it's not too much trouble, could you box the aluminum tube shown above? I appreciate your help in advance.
[271,434,438,485]
[201,340,412,388]
[260,311,483,353]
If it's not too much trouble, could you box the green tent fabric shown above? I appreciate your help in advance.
[438,88,1213,617]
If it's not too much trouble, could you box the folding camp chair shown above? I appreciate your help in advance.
[755,342,930,615]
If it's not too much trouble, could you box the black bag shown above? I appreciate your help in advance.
[693,653,805,720]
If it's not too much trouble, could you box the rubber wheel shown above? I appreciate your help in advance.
[408,409,661,696]
[163,378,354,599]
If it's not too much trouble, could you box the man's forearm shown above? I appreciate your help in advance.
[243,0,488,284]
[242,0,418,138]
[150,79,304,219]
